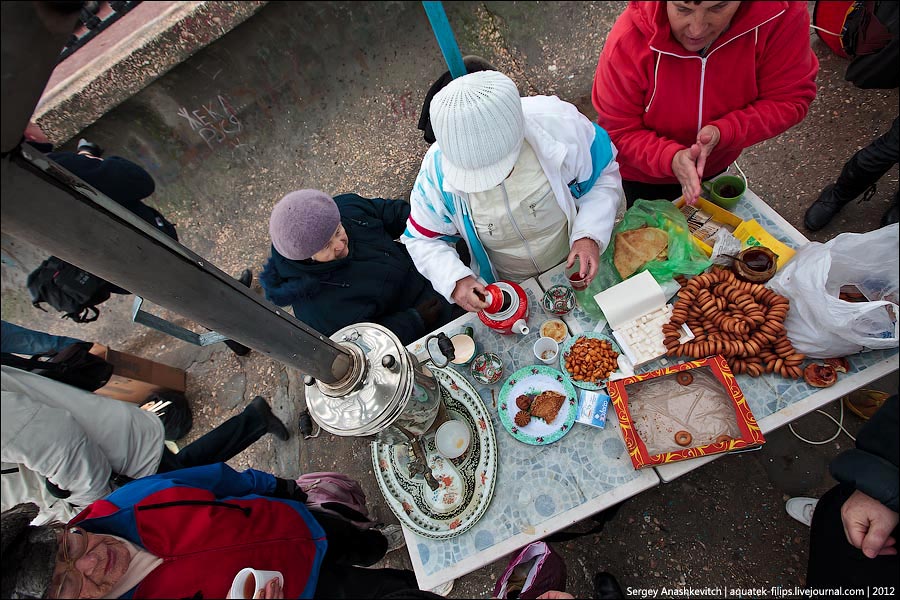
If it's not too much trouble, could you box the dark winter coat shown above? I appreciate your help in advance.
[260,194,446,344]
[47,153,177,240]
[830,394,898,512]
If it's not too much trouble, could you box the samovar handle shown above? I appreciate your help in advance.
[424,332,455,368]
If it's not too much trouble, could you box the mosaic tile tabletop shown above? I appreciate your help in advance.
[537,190,899,483]
[403,278,661,588]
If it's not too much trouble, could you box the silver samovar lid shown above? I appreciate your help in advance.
[305,323,411,437]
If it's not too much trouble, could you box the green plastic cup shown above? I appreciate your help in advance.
[706,175,746,210]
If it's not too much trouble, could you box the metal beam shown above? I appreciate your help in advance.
[422,1,466,79]
[1,2,353,385]
[1,147,352,385]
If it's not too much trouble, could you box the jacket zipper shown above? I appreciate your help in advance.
[698,57,707,132]
[502,183,541,274]
[137,499,251,516]
[648,8,787,133]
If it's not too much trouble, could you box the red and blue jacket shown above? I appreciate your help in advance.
[70,463,328,599]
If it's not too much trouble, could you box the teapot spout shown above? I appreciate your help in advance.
[511,319,530,335]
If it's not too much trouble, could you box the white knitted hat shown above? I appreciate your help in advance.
[430,71,525,193]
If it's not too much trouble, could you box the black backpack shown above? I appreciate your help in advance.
[843,1,899,89]
[0,342,114,391]
[26,257,121,323]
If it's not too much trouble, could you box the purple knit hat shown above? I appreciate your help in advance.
[269,190,341,260]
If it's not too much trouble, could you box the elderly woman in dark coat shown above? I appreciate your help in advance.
[260,190,454,344]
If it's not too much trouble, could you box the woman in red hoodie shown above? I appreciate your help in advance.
[593,1,818,206]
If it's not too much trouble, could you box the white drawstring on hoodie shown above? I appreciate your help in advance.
[644,9,786,134]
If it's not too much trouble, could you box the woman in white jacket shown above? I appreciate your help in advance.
[1,365,289,524]
[402,71,624,312]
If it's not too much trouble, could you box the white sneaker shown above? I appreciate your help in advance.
[786,497,818,526]
[375,524,406,552]
[428,579,454,597]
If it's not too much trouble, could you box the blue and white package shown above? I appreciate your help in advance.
[576,388,611,429]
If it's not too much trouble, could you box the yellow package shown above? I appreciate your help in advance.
[732,219,796,270]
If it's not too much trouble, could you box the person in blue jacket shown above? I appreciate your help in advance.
[0,463,412,599]
[260,190,455,344]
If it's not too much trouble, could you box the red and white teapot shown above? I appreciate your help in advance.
[478,281,530,335]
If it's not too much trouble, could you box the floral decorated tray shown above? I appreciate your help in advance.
[497,365,578,445]
[371,366,498,539]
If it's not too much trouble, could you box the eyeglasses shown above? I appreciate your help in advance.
[48,527,87,600]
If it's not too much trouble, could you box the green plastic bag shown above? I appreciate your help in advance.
[594,199,712,291]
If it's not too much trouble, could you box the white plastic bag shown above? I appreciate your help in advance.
[768,224,899,358]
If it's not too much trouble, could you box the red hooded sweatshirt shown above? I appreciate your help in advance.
[593,1,818,185]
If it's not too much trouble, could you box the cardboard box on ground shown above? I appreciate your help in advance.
[88,344,185,403]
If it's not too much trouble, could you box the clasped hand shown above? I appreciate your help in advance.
[672,124,720,205]
[841,490,899,559]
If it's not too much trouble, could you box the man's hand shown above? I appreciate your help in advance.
[451,276,489,313]
[227,576,284,599]
[566,237,601,284]
[695,124,721,180]
[841,490,899,558]
[672,144,703,205]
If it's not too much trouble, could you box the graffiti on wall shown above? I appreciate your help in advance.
[177,95,244,149]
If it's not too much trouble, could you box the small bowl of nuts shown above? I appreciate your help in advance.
[560,332,621,390]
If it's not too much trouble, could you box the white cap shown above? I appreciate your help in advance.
[430,71,525,193]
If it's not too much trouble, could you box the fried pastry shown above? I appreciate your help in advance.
[514,410,531,427]
[516,394,533,411]
[530,390,566,423]
[614,226,668,279]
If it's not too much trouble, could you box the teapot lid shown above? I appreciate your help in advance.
[483,283,504,314]
[482,281,522,320]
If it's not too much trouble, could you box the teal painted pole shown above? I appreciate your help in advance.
[422,1,467,78]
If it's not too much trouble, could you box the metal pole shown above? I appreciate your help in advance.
[2,147,353,385]
[422,1,466,79]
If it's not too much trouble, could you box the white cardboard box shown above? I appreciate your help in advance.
[593,271,693,367]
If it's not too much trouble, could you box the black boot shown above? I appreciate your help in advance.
[250,396,290,441]
[77,138,103,157]
[882,190,899,227]
[592,572,625,599]
[805,155,880,231]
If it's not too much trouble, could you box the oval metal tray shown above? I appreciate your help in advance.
[371,365,497,539]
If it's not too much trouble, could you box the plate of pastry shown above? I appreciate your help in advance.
[497,365,578,445]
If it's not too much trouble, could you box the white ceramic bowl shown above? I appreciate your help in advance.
[434,420,471,459]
